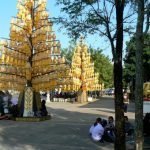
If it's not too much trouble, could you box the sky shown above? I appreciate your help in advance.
[0,0,132,60]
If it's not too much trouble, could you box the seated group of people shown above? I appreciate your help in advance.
[0,99,48,119]
[89,115,134,143]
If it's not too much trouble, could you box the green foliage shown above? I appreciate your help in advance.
[61,41,76,63]
[56,0,111,40]
[123,34,150,85]
[61,48,74,63]
[89,47,113,88]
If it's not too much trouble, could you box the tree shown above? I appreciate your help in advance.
[123,35,150,100]
[123,37,136,97]
[61,41,75,63]
[89,47,113,88]
[61,48,74,63]
[135,0,144,148]
[0,0,66,117]
[62,46,113,88]
[55,0,126,149]
[61,37,101,102]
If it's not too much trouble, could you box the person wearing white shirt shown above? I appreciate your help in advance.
[89,118,104,142]
[89,124,94,135]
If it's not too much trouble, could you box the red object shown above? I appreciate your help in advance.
[143,98,150,101]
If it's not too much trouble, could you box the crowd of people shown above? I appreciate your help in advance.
[89,116,134,143]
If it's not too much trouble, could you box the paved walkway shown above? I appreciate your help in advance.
[0,97,148,150]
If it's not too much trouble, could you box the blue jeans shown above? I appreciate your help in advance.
[124,104,128,113]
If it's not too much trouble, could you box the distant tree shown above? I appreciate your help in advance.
[89,47,113,88]
[61,48,74,63]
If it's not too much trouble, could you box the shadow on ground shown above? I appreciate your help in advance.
[0,107,114,150]
[0,97,148,150]
[80,97,135,113]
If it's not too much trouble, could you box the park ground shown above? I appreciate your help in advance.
[0,97,149,150]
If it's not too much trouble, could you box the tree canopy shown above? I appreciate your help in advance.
[89,47,113,88]
[124,34,150,85]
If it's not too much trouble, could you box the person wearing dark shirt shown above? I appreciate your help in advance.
[143,113,150,136]
[104,116,115,142]
[41,100,48,116]
[124,116,134,136]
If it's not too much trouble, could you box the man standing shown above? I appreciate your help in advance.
[123,91,129,113]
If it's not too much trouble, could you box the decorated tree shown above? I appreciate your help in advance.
[62,46,113,88]
[63,37,103,103]
[0,0,67,117]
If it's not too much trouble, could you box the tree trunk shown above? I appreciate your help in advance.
[114,0,125,149]
[18,91,41,116]
[135,0,144,149]
[77,90,87,103]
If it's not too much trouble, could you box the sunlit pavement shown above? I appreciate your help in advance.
[0,96,148,150]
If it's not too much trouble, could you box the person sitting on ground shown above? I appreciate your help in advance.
[103,116,115,142]
[0,97,4,117]
[0,115,9,120]
[9,104,19,117]
[89,118,102,135]
[143,113,150,136]
[101,119,107,128]
[124,116,134,136]
[89,117,104,142]
[41,100,48,116]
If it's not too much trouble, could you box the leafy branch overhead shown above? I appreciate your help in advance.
[124,34,150,84]
[55,0,137,58]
